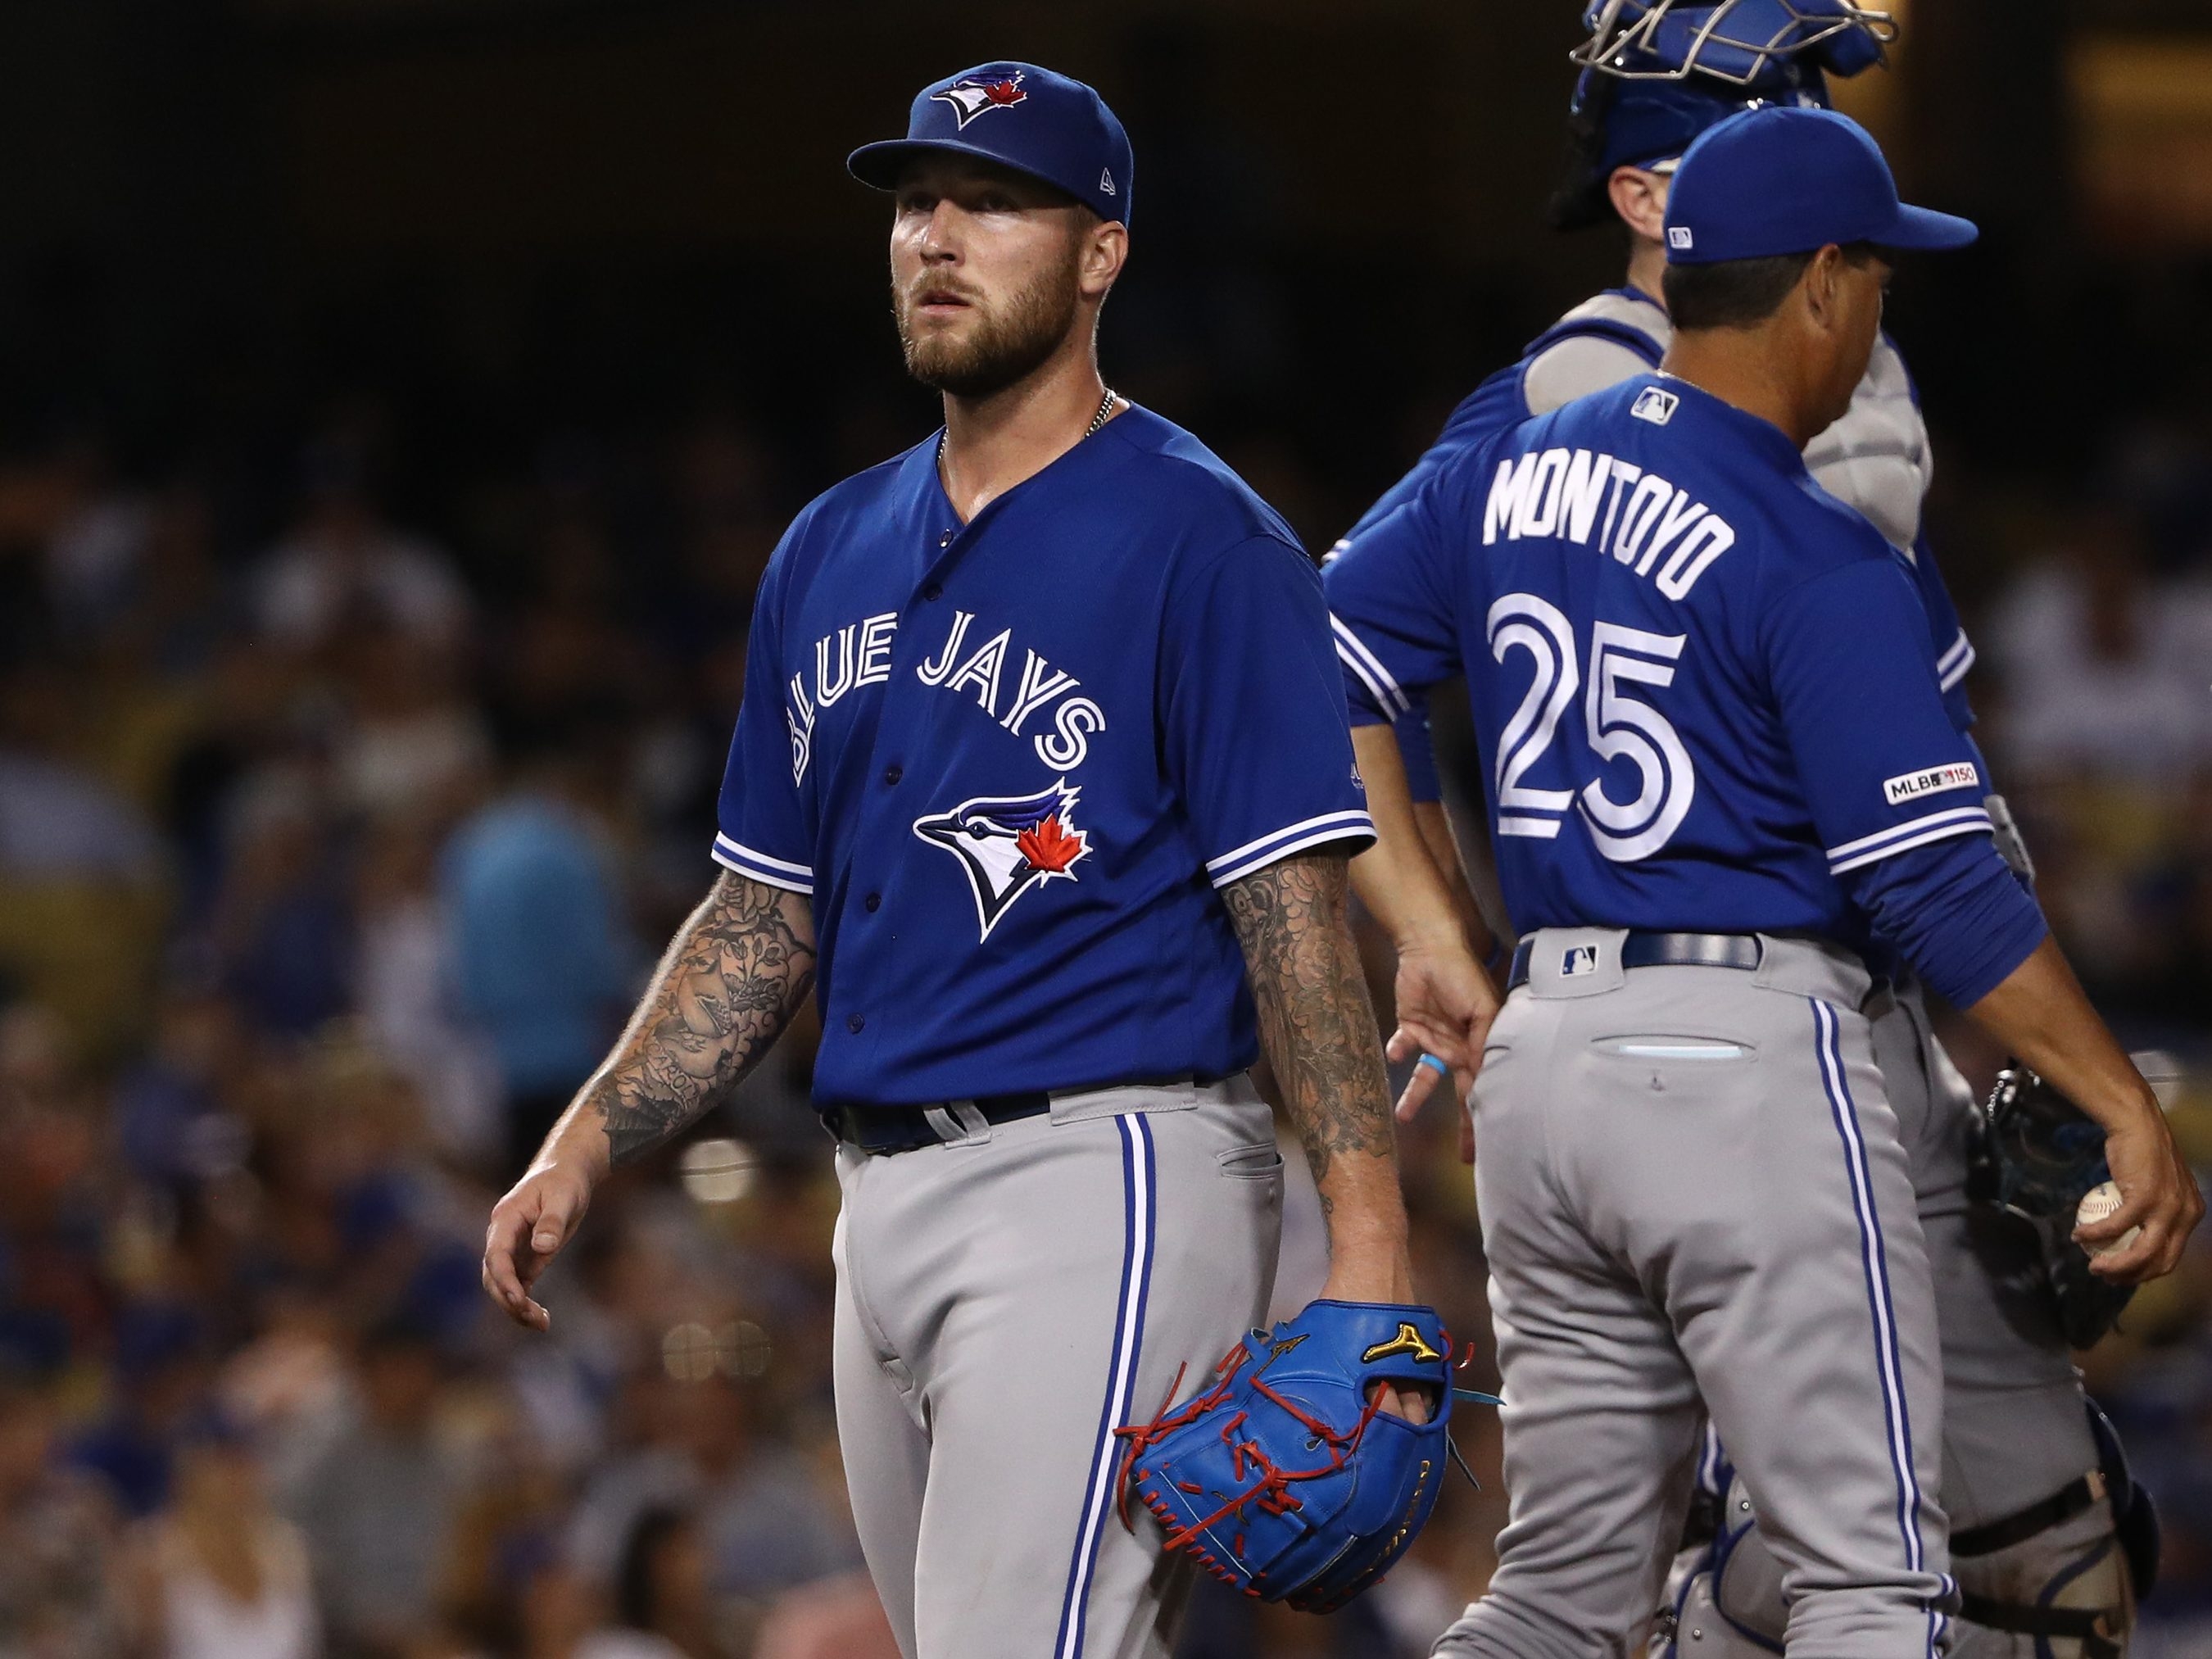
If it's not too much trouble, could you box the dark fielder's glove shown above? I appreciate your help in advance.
[1113,1301,1454,1611]
[1969,1064,2136,1349]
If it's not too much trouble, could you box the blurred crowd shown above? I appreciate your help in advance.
[1,326,2210,1659]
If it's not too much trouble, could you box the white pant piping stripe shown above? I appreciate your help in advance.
[1054,1113,1156,1659]
[1811,999,1942,1657]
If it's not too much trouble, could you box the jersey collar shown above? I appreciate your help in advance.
[1651,374,1808,474]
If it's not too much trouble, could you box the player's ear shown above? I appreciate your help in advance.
[1799,243,1847,332]
[1606,166,1668,244]
[1079,216,1128,301]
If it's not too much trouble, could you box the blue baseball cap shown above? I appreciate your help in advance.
[1665,106,1976,264]
[848,63,1133,225]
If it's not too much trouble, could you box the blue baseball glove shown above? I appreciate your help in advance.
[1113,1300,1459,1611]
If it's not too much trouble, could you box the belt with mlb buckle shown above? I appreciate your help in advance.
[1505,931,1764,991]
[827,1093,1052,1155]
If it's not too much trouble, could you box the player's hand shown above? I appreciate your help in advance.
[1367,1380,1435,1426]
[2076,1107,2203,1285]
[1317,1257,1432,1425]
[1384,937,1499,1132]
[483,1159,597,1331]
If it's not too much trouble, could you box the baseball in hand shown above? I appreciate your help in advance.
[2076,1182,2142,1257]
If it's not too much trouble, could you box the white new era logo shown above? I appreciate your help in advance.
[1667,225,1693,250]
[1631,386,1679,425]
[1099,167,1116,196]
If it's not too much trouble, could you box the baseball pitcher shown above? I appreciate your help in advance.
[482,61,1447,1659]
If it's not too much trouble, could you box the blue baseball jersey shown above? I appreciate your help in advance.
[1336,292,1979,803]
[1323,374,2043,1006]
[715,405,1374,1109]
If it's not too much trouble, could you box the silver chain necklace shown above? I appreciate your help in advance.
[938,387,1118,469]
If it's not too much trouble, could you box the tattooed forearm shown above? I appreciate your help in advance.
[583,871,815,1167]
[1222,853,1398,1215]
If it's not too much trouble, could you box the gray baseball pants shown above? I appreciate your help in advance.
[1657,978,2115,1657]
[830,1080,1282,1659]
[1435,930,1953,1659]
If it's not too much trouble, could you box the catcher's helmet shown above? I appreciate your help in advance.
[1549,1,1893,230]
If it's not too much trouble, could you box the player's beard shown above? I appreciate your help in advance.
[895,247,1083,399]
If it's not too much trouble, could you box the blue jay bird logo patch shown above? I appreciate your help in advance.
[931,70,1028,129]
[914,780,1091,940]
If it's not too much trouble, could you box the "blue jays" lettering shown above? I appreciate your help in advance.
[784,608,1105,784]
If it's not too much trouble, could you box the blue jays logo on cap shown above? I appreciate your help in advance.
[931,69,1030,129]
[914,780,1093,941]
[849,61,1135,225]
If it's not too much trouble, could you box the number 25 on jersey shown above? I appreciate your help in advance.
[1487,592,1694,863]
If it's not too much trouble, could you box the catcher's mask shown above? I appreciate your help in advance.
[1548,0,1891,231]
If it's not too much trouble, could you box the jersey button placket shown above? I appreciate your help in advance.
[864,893,882,912]
[846,1013,865,1034]
[882,764,901,786]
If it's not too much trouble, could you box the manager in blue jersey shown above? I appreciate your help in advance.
[1326,106,2199,1659]
[481,62,1431,1659]
[1341,7,2159,1653]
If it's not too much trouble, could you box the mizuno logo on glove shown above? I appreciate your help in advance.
[1362,1323,1444,1365]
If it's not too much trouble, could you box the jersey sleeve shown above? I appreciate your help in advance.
[1321,484,1463,731]
[1160,535,1376,888]
[1394,701,1444,804]
[712,560,815,895]
[1763,551,2044,1004]
[1905,535,1978,732]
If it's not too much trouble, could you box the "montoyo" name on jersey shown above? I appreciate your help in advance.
[1483,447,1736,600]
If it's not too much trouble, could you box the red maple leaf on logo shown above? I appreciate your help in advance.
[1016,814,1086,874]
[985,79,1026,107]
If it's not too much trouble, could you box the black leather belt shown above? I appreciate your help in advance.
[1506,931,1764,991]
[827,1092,1051,1155]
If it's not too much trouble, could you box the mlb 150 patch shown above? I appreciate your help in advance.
[1881,760,1979,807]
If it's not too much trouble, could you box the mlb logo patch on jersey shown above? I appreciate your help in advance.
[913,779,1092,941]
[1562,945,1600,977]
[1882,760,1979,807]
[1630,387,1679,426]
[931,70,1028,128]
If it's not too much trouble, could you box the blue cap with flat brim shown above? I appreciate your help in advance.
[1663,105,1976,265]
[849,62,1133,226]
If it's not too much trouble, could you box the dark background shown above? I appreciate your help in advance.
[2,3,2210,1656]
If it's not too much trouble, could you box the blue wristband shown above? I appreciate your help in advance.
[1417,1053,1450,1078]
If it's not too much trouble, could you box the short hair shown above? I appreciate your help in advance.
[1663,243,1880,332]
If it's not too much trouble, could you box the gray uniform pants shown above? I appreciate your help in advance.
[1880,980,2096,1529]
[1659,981,2115,1657]
[831,1080,1282,1659]
[1435,931,1953,1659]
